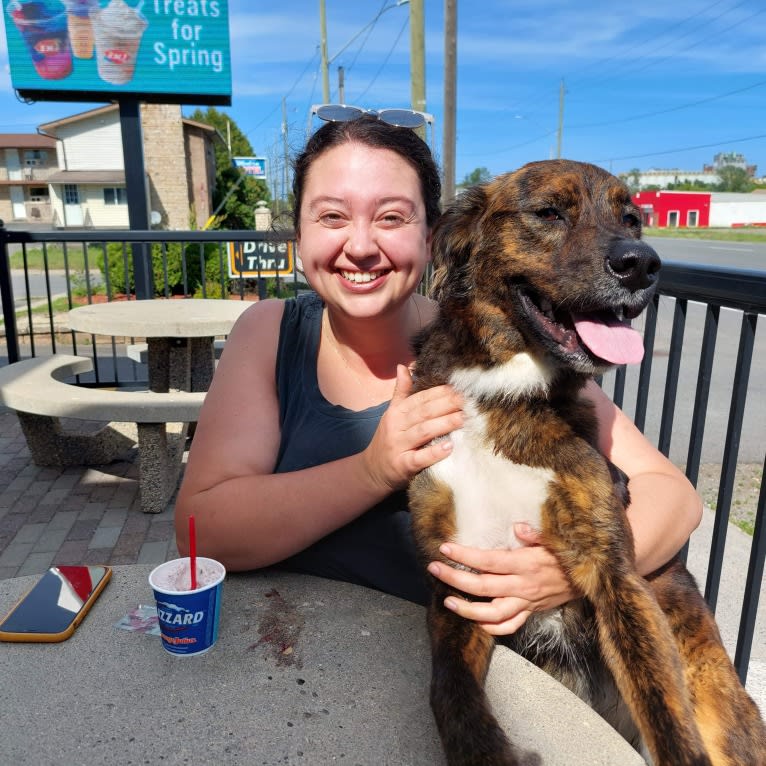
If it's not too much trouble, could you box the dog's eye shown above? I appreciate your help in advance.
[623,213,640,228]
[536,207,562,222]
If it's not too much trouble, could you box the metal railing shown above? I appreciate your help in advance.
[0,225,764,684]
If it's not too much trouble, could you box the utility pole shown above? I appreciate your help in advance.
[442,0,457,206]
[319,0,330,102]
[338,66,345,104]
[556,78,565,159]
[409,0,426,139]
[282,97,289,206]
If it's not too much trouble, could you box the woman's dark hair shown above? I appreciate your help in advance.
[292,114,441,232]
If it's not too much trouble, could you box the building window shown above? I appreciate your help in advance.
[103,187,127,205]
[667,210,679,228]
[29,187,48,202]
[64,184,79,205]
[24,150,47,166]
[687,210,699,227]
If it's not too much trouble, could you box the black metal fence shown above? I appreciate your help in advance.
[0,225,764,685]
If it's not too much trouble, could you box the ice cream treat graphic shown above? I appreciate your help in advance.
[7,0,73,80]
[92,0,147,85]
[63,0,98,59]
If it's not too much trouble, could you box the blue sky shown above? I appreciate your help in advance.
[1,0,765,189]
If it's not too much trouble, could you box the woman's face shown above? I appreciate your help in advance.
[297,141,432,320]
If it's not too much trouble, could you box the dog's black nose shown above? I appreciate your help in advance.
[607,239,661,290]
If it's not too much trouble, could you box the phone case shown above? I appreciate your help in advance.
[0,566,112,643]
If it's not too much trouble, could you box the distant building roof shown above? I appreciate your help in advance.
[47,170,126,184]
[0,133,57,149]
[709,192,765,203]
[38,104,117,133]
[38,104,224,145]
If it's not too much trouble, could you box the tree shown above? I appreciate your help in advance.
[667,179,716,191]
[187,107,270,229]
[716,165,755,193]
[459,167,493,188]
[626,168,641,193]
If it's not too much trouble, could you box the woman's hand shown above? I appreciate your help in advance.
[426,523,580,635]
[361,365,464,493]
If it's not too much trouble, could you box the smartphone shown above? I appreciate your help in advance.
[0,565,112,642]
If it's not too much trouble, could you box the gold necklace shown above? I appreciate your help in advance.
[323,310,368,388]
[323,296,423,386]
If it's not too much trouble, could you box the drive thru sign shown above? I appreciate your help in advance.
[228,240,294,278]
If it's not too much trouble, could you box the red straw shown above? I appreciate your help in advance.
[189,515,197,590]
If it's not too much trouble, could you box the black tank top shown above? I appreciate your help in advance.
[275,292,428,605]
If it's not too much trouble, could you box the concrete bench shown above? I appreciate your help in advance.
[0,354,206,514]
[126,338,226,365]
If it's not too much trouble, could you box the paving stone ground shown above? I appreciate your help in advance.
[0,408,179,580]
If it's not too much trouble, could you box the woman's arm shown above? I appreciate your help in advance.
[426,379,703,635]
[175,301,463,571]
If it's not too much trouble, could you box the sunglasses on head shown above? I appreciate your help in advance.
[311,103,434,129]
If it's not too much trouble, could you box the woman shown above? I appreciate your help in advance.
[175,113,702,635]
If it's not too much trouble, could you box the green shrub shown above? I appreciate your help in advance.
[97,241,227,296]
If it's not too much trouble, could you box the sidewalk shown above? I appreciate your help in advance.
[0,409,178,580]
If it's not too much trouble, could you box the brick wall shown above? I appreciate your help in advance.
[184,127,215,229]
[141,104,190,230]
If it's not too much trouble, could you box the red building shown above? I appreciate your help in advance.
[632,190,711,228]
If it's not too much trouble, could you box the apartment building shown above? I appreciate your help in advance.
[0,133,59,226]
[0,103,221,229]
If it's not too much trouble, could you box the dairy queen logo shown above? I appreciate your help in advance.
[34,39,62,55]
[104,49,130,65]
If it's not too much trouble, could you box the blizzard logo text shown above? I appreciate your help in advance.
[157,608,204,625]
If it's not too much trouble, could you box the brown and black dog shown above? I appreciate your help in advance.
[408,159,766,766]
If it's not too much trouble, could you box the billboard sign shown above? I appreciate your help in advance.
[228,240,294,279]
[232,156,266,179]
[4,0,232,104]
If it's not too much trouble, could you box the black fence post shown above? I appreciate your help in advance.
[0,220,20,363]
[119,99,153,300]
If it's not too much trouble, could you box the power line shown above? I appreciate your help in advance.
[567,78,766,131]
[568,0,754,94]
[582,5,765,89]
[341,0,390,80]
[242,48,320,140]
[510,0,756,122]
[591,132,766,164]
[352,16,409,103]
[564,0,735,89]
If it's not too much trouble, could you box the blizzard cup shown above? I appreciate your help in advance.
[148,557,225,657]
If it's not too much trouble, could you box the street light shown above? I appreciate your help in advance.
[319,0,410,103]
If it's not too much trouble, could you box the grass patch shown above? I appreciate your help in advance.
[8,243,107,271]
[644,227,766,243]
[696,464,760,537]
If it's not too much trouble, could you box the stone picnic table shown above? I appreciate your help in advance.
[0,567,644,765]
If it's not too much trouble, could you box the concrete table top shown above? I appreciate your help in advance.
[67,299,252,339]
[0,567,644,765]
[68,299,253,393]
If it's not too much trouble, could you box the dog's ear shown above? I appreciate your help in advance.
[429,184,488,304]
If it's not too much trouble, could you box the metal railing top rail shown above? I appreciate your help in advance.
[0,227,297,244]
[658,262,766,314]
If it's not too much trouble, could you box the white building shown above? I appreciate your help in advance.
[37,104,221,229]
[709,192,766,228]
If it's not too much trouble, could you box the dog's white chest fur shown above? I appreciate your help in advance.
[428,353,555,549]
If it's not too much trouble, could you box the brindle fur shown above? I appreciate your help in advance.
[408,160,766,766]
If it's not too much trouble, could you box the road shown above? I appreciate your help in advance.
[607,236,765,464]
[645,236,766,272]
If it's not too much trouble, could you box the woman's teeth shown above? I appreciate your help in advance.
[341,270,382,284]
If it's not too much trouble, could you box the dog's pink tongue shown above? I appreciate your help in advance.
[572,313,645,365]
